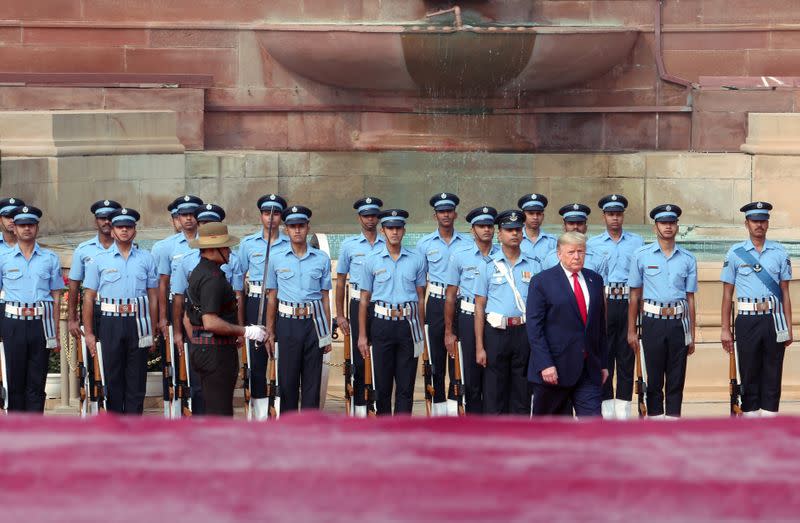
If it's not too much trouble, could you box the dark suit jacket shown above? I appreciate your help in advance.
[526,265,608,388]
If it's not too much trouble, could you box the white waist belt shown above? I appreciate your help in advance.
[460,300,475,314]
[737,300,773,312]
[428,282,446,298]
[486,312,526,329]
[5,304,44,317]
[642,301,684,317]
[100,302,138,314]
[247,281,262,296]
[349,282,359,295]
[374,304,411,318]
[278,302,311,317]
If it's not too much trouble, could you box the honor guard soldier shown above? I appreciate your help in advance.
[443,206,499,414]
[67,199,122,414]
[474,210,542,415]
[335,196,385,417]
[518,193,557,261]
[0,206,63,412]
[543,203,608,281]
[359,209,427,416]
[721,202,792,417]
[0,197,23,255]
[587,194,644,420]
[627,204,697,419]
[264,206,332,413]
[417,192,470,416]
[186,223,266,416]
[172,204,245,415]
[82,208,159,415]
[238,193,290,420]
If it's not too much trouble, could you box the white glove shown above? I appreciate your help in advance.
[244,325,268,343]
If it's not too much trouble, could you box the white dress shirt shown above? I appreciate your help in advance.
[561,264,590,311]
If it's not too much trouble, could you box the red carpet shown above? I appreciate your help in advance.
[1,414,798,522]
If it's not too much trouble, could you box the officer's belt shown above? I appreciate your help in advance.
[190,329,237,346]
[349,282,359,295]
[427,281,446,298]
[247,280,263,297]
[278,301,312,318]
[737,298,773,314]
[278,300,332,347]
[100,302,138,314]
[459,299,475,315]
[374,304,412,319]
[5,304,44,317]
[605,282,629,300]
[486,312,525,329]
[642,301,684,318]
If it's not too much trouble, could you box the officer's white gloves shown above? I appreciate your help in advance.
[244,325,268,342]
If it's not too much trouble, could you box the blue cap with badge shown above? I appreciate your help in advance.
[517,193,548,211]
[90,199,122,218]
[257,193,287,213]
[598,194,628,213]
[0,197,24,217]
[171,195,203,215]
[466,206,497,226]
[353,196,383,216]
[740,201,772,221]
[281,205,312,225]
[195,203,226,223]
[11,205,42,225]
[649,204,682,222]
[109,207,141,226]
[379,209,409,227]
[559,203,591,223]
[495,209,524,229]
[429,192,460,211]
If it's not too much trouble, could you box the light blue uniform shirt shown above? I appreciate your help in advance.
[68,235,115,281]
[170,250,244,295]
[0,243,63,302]
[416,230,470,284]
[720,239,791,299]
[336,233,386,289]
[361,246,427,304]
[151,233,180,278]
[238,231,290,283]
[265,246,332,303]
[542,246,609,283]
[0,237,16,256]
[84,244,158,298]
[586,230,644,284]
[444,242,500,300]
[474,250,541,317]
[521,229,557,261]
[158,233,197,276]
[628,242,698,303]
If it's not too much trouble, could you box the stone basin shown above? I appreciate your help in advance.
[258,25,639,95]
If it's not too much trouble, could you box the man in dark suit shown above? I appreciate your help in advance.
[526,231,609,417]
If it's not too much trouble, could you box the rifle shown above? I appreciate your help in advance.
[363,345,377,417]
[339,284,354,416]
[77,334,90,417]
[178,342,192,416]
[267,342,280,419]
[422,324,434,417]
[162,326,177,419]
[729,304,743,417]
[453,341,466,416]
[242,339,252,420]
[94,341,107,411]
[635,313,647,418]
[0,341,8,414]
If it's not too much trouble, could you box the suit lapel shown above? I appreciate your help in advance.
[557,267,582,322]
[582,268,597,326]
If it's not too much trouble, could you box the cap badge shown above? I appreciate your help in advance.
[665,205,672,211]
[22,207,28,213]
[269,194,276,201]
[121,208,128,215]
[292,206,298,213]
[9,198,15,204]
[510,213,518,222]
[482,207,488,213]
[206,204,212,210]
[531,194,537,200]
[365,197,372,204]
[104,200,110,205]
[184,195,190,201]
[440,193,447,199]
[573,204,579,210]
[757,202,763,209]
[391,210,398,217]
[611,195,618,201]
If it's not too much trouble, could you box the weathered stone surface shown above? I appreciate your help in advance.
[741,113,800,155]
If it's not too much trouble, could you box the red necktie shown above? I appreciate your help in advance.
[572,272,587,325]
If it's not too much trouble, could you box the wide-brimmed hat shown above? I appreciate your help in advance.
[189,222,240,249]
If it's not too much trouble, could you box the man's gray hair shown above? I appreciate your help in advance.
[557,231,587,248]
